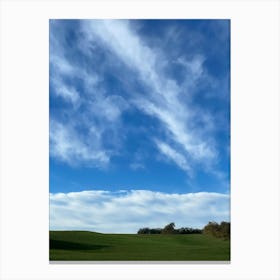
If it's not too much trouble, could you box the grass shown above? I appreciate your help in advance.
[50,231,230,261]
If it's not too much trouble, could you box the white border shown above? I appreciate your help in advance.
[0,0,279,279]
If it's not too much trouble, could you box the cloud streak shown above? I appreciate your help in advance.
[49,20,130,167]
[49,20,229,178]
[81,20,217,173]
[50,189,230,233]
[50,120,109,167]
[155,140,191,173]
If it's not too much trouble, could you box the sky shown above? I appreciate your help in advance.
[49,19,230,233]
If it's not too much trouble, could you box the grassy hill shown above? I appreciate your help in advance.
[50,231,230,261]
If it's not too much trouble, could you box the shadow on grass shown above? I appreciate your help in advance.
[50,239,110,251]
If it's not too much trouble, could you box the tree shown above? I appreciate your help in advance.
[150,228,162,234]
[219,221,230,240]
[162,222,176,234]
[137,227,151,234]
[203,221,230,240]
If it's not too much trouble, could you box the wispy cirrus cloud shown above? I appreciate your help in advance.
[50,120,110,167]
[50,20,228,177]
[155,140,191,173]
[49,20,130,167]
[50,76,80,105]
[81,20,217,174]
[50,189,230,233]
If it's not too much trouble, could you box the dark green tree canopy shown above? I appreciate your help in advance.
[162,222,176,234]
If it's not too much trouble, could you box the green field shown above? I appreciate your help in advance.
[50,231,230,261]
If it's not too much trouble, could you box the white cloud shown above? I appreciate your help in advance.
[50,36,100,105]
[82,20,158,85]
[49,20,227,175]
[81,20,217,173]
[49,22,130,166]
[90,94,129,122]
[50,189,230,233]
[177,55,205,79]
[155,140,191,173]
[50,120,109,167]
[51,76,80,105]
[136,99,216,162]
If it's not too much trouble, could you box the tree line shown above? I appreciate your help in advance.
[137,221,230,240]
[137,222,202,235]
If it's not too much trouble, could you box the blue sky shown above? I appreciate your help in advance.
[49,19,230,233]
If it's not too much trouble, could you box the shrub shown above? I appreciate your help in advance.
[203,221,230,240]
